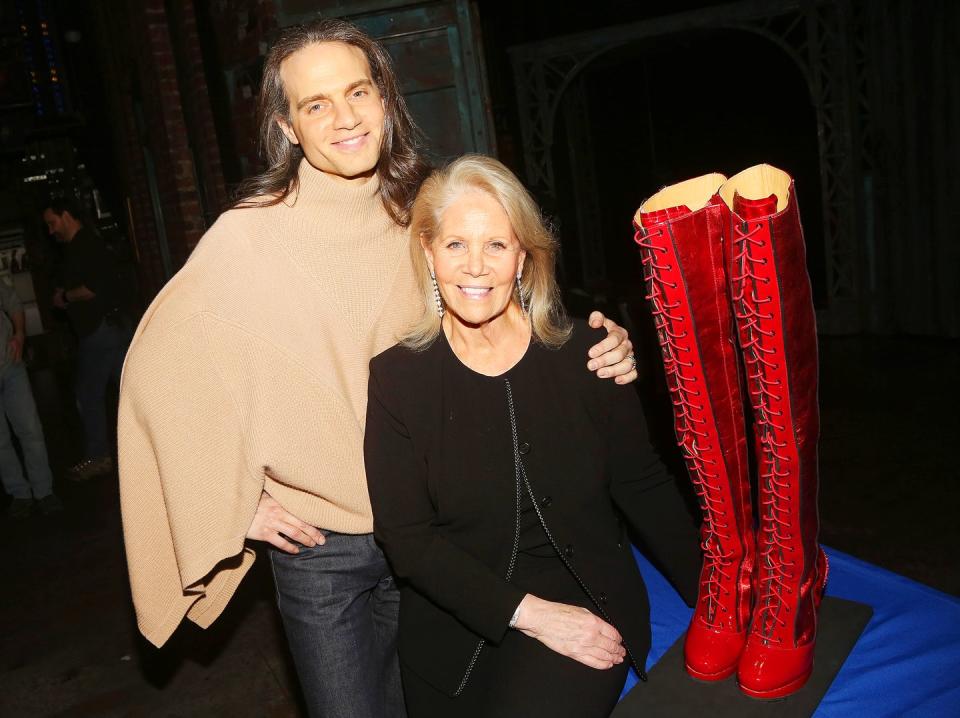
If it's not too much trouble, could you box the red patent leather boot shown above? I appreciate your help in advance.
[633,174,756,682]
[719,165,828,700]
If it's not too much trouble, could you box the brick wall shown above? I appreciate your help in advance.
[91,0,229,300]
[166,0,230,225]
[136,0,206,269]
[90,3,167,299]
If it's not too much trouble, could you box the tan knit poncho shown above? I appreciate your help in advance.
[118,160,420,646]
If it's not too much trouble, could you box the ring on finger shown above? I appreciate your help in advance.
[626,353,636,370]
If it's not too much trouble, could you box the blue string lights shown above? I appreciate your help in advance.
[16,0,67,118]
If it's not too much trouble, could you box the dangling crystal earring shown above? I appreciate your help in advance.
[430,270,444,318]
[516,270,529,315]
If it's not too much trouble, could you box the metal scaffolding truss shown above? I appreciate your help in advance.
[510,0,869,333]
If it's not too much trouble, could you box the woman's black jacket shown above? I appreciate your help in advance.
[364,321,701,696]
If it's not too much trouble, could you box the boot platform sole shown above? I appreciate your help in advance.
[737,669,812,700]
[685,663,737,682]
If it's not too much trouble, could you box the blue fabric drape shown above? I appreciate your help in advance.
[621,546,960,716]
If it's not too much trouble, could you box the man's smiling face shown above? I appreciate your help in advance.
[277,41,385,183]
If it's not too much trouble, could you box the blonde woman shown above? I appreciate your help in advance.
[364,155,700,717]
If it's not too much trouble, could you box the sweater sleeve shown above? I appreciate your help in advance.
[364,360,526,644]
[605,381,702,608]
[118,311,264,647]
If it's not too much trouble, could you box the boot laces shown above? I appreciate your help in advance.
[731,221,796,642]
[635,226,733,625]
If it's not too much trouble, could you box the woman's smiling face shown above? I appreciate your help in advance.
[425,189,525,328]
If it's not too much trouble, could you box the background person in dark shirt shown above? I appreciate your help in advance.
[43,198,128,481]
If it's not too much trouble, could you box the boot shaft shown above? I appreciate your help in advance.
[636,174,751,522]
[634,174,754,633]
[719,164,821,647]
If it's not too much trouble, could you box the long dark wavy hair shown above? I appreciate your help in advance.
[233,18,430,226]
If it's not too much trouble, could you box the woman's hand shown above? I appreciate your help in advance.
[587,311,637,384]
[513,594,626,669]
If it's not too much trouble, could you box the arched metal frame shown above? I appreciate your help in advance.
[509,0,869,333]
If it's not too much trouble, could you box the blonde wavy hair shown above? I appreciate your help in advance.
[401,154,571,350]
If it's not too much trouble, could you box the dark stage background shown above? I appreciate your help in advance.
[0,0,956,715]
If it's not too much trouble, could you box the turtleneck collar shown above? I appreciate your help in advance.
[288,158,382,216]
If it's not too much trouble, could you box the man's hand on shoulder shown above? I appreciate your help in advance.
[586,311,637,385]
[246,491,325,554]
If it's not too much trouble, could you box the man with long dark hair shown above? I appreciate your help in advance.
[118,18,636,717]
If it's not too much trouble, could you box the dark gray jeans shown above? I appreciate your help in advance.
[269,531,405,718]
[76,318,128,458]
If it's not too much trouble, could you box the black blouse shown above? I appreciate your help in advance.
[364,320,701,695]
